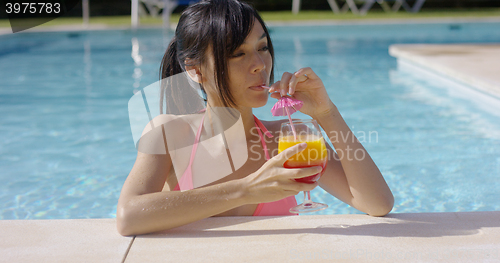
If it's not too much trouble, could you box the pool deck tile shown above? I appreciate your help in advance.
[125,212,500,262]
[0,219,132,263]
[0,212,499,262]
[389,44,500,99]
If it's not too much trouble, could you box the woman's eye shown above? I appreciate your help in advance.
[231,52,245,58]
[231,46,268,58]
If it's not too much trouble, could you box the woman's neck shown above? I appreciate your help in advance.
[238,106,260,142]
[239,108,255,138]
[205,103,257,141]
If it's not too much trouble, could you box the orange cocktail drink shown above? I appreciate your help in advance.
[278,135,327,183]
[279,119,329,213]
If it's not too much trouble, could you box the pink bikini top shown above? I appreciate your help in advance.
[173,112,297,216]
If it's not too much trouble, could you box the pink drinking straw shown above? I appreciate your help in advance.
[270,92,303,140]
[284,104,297,139]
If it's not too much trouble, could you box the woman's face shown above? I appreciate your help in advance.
[226,20,272,109]
[198,19,272,109]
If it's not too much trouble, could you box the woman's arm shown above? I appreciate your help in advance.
[270,67,393,216]
[116,151,246,236]
[117,115,247,235]
[315,106,394,216]
[117,143,319,236]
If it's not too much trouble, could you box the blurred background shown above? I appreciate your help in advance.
[1,0,500,20]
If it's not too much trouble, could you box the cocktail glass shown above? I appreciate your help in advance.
[279,119,328,213]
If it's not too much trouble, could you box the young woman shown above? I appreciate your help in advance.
[117,0,393,236]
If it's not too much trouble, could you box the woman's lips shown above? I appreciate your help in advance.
[249,85,270,91]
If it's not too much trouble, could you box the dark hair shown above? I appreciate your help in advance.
[159,0,274,114]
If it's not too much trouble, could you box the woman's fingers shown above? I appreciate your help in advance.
[274,143,307,165]
[268,68,317,96]
[279,72,294,96]
[269,81,280,94]
[269,76,290,96]
[270,92,281,100]
[271,143,321,183]
[294,67,318,80]
[287,166,323,180]
[288,74,298,95]
[281,175,319,192]
[285,181,318,192]
[284,166,321,193]
[247,143,321,197]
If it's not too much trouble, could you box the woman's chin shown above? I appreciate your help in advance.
[237,92,269,108]
[253,94,269,108]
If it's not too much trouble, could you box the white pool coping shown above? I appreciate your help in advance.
[389,44,500,99]
[1,212,499,262]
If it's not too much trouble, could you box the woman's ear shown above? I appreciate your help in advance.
[185,60,202,83]
[186,68,202,83]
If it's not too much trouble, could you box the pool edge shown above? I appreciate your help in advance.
[1,212,499,262]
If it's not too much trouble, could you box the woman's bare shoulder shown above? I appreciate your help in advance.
[142,113,201,134]
[137,114,201,155]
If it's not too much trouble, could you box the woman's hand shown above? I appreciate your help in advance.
[241,143,321,204]
[269,67,336,119]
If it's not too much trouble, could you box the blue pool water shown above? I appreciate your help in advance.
[1,22,499,219]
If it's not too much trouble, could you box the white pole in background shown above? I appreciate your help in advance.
[292,0,301,14]
[82,0,89,28]
[326,0,340,13]
[162,0,178,31]
[132,0,139,29]
[163,0,169,30]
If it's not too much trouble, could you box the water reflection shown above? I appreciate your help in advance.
[131,37,143,93]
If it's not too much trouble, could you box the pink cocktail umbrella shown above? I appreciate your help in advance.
[271,95,303,139]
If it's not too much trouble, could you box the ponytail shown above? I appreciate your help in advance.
[160,36,183,80]
[159,37,205,115]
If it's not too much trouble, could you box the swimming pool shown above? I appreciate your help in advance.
[1,21,499,219]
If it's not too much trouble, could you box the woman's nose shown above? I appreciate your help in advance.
[251,52,266,73]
